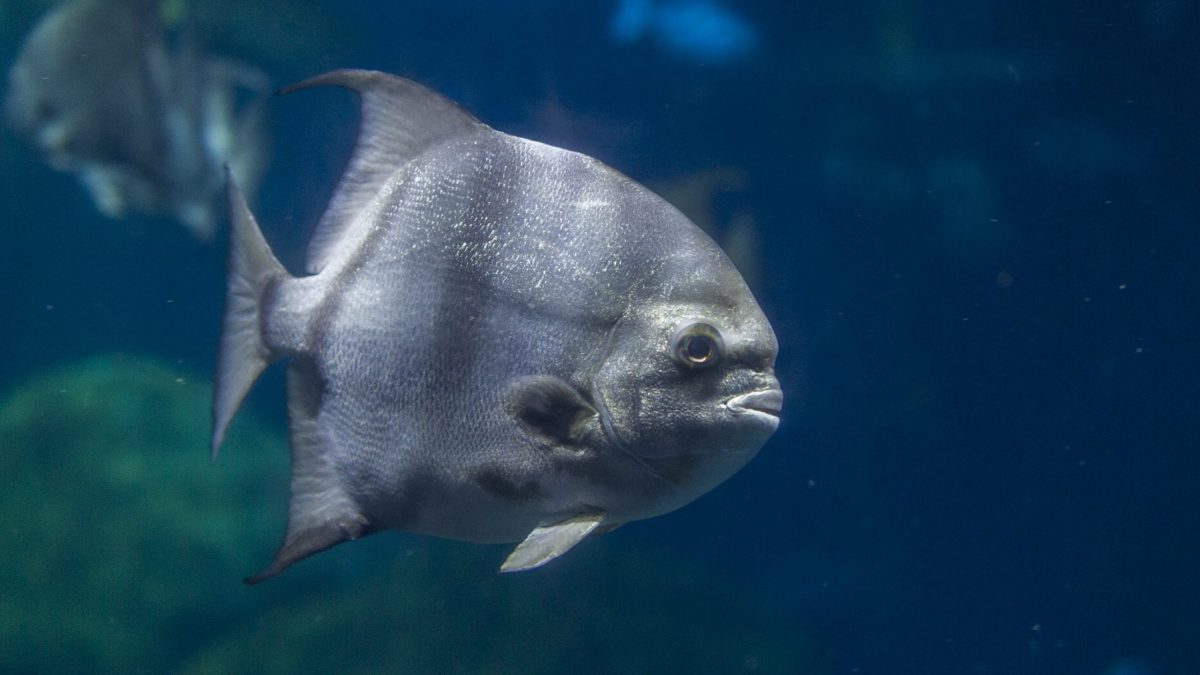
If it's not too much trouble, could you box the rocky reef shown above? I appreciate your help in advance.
[0,355,288,671]
[180,539,815,674]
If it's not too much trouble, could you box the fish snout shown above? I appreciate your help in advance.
[724,386,783,421]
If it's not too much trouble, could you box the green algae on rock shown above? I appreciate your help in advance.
[179,538,817,675]
[0,354,288,672]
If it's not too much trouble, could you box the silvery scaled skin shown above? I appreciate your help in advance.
[212,70,781,583]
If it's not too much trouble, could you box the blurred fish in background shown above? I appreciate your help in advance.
[1103,658,1158,675]
[4,0,269,239]
[609,0,758,64]
[654,167,763,292]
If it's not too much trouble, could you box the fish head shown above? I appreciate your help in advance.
[5,21,90,168]
[4,0,165,170]
[591,218,781,509]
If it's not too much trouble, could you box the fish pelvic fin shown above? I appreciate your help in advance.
[211,167,288,459]
[500,513,605,573]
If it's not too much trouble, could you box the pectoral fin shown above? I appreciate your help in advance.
[507,375,596,444]
[500,513,605,572]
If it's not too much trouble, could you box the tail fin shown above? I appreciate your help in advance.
[211,168,287,459]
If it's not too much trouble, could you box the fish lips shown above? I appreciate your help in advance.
[723,387,783,429]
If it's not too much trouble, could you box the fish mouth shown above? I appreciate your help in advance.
[724,388,783,420]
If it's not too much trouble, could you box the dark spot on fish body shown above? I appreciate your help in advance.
[368,469,436,531]
[548,443,664,500]
[473,466,547,504]
[643,450,703,486]
[259,274,281,344]
[287,356,325,415]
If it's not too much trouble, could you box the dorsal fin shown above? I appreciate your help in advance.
[279,69,485,274]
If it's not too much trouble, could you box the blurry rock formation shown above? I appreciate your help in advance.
[177,541,816,675]
[0,355,287,671]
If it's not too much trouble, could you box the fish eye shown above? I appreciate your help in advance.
[672,322,724,370]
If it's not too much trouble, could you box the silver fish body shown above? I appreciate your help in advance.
[212,70,780,582]
[4,0,268,238]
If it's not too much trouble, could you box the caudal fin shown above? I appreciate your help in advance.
[211,168,287,459]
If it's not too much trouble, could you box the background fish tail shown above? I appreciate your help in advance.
[210,170,288,458]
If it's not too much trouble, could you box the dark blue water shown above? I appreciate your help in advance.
[1,1,1196,673]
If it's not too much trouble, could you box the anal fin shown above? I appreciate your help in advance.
[499,513,605,573]
[245,512,365,585]
[246,359,366,585]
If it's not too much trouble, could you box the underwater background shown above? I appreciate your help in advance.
[1,0,1197,673]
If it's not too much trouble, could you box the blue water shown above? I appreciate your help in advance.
[1,1,1197,673]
